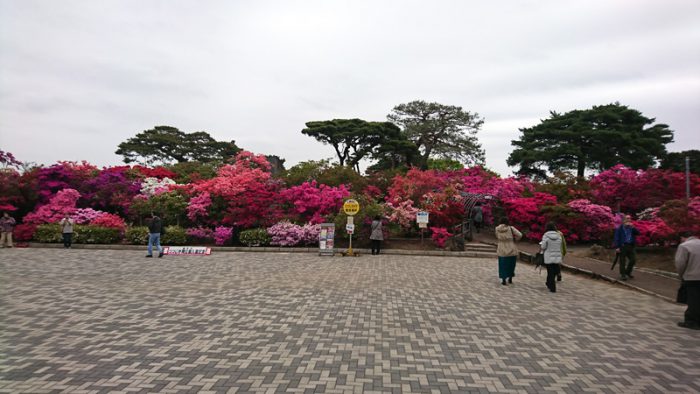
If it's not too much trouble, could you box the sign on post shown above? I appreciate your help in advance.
[343,199,360,216]
[417,211,429,228]
[319,223,335,256]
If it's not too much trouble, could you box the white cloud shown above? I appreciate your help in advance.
[1,0,699,175]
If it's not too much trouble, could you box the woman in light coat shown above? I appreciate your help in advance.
[369,215,384,255]
[540,222,563,293]
[495,218,522,285]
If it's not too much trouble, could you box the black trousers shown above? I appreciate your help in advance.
[63,233,73,248]
[371,240,381,255]
[619,244,636,276]
[685,281,700,326]
[546,264,559,292]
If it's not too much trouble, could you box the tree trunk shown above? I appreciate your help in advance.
[577,159,586,178]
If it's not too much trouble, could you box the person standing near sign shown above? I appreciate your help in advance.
[370,215,384,255]
[495,218,522,285]
[146,212,164,258]
[59,214,75,249]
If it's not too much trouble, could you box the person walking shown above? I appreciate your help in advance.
[0,212,16,248]
[472,202,484,234]
[675,231,700,330]
[369,215,384,255]
[59,214,74,248]
[146,212,164,258]
[540,222,563,293]
[613,215,640,280]
[495,218,522,285]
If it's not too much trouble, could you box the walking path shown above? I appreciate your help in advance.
[471,233,682,302]
[1,248,698,393]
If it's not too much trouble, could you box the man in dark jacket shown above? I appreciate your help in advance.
[613,215,640,281]
[146,212,164,258]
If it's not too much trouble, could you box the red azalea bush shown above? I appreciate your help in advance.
[430,227,452,248]
[13,223,38,241]
[188,151,282,228]
[502,193,557,241]
[633,219,675,246]
[90,213,127,230]
[590,165,700,213]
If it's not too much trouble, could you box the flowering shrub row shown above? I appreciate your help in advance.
[3,150,699,248]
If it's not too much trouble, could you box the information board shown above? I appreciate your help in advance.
[319,223,336,256]
[163,246,212,255]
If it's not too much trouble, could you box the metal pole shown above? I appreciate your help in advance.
[686,156,691,199]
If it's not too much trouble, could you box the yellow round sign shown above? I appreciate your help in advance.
[343,199,360,216]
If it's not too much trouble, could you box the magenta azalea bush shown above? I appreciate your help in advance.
[213,226,234,246]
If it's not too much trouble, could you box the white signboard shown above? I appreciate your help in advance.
[346,223,355,233]
[163,246,211,255]
[416,211,429,224]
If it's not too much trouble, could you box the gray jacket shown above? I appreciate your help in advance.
[540,231,563,264]
[675,237,700,281]
[369,220,383,241]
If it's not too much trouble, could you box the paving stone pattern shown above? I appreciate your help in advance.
[1,249,699,393]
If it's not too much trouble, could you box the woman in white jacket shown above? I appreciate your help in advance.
[540,222,563,293]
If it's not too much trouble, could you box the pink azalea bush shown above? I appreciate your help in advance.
[186,192,212,222]
[633,219,675,246]
[502,193,557,241]
[267,221,320,246]
[566,199,615,242]
[23,189,81,224]
[186,227,214,242]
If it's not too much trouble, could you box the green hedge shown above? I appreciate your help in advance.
[239,228,271,246]
[124,225,187,245]
[34,224,123,244]
[125,226,149,245]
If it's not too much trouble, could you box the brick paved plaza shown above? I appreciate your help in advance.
[1,248,699,393]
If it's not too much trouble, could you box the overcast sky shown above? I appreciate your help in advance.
[1,0,699,176]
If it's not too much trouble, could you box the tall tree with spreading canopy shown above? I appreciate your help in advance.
[387,100,485,169]
[660,150,700,175]
[116,126,241,165]
[508,103,674,178]
[301,119,411,172]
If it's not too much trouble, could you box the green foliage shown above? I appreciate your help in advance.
[34,224,122,244]
[508,103,674,178]
[660,150,700,175]
[283,160,369,193]
[167,161,218,183]
[129,191,188,225]
[115,125,241,165]
[535,172,591,203]
[427,158,464,171]
[333,195,385,240]
[283,159,333,185]
[161,225,187,245]
[125,226,149,245]
[388,100,485,169]
[239,228,271,246]
[301,119,410,172]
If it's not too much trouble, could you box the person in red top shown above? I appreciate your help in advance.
[0,212,16,248]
